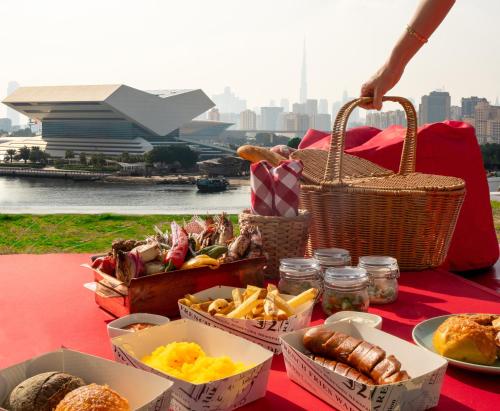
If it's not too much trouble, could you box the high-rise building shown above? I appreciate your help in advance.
[6,81,20,126]
[461,96,488,118]
[299,40,307,103]
[306,99,318,117]
[331,101,342,122]
[207,108,220,121]
[283,113,310,132]
[239,109,257,130]
[0,118,12,133]
[319,99,329,114]
[260,107,283,130]
[419,91,451,125]
[211,87,246,114]
[366,110,406,129]
[280,98,290,113]
[450,105,462,120]
[312,113,331,131]
[292,102,306,114]
[469,101,500,144]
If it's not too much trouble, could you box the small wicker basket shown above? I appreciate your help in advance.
[239,209,311,278]
[300,96,466,271]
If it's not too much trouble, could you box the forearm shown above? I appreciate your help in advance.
[388,0,455,68]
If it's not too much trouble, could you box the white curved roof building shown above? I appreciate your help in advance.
[1,84,232,159]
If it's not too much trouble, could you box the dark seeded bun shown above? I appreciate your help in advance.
[8,371,86,411]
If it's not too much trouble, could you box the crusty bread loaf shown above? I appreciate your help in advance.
[8,372,86,411]
[55,384,130,411]
[237,145,286,166]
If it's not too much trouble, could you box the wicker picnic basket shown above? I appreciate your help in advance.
[239,209,311,278]
[300,96,466,270]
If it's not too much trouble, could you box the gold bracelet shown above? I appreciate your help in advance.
[406,25,428,44]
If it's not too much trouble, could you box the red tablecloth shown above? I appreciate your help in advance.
[0,254,499,410]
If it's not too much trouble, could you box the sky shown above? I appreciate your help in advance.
[1,0,499,117]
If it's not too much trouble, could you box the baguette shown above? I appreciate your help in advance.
[303,327,410,385]
[237,145,286,166]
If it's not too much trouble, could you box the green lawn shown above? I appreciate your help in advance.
[491,200,500,239]
[1,204,498,254]
[0,214,238,254]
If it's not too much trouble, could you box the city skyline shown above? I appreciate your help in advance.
[0,0,499,111]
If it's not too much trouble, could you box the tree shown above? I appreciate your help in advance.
[10,128,35,137]
[65,150,75,159]
[120,152,131,163]
[18,146,31,163]
[287,137,301,149]
[6,149,16,163]
[90,153,106,169]
[29,146,47,164]
[145,145,198,169]
[481,143,500,171]
[79,152,87,165]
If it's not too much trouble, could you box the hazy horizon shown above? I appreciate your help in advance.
[1,0,499,117]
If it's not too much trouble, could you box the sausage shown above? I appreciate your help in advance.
[303,327,410,385]
[303,328,335,356]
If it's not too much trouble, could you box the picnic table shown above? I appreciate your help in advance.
[0,254,499,410]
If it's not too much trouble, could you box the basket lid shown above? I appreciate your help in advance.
[292,149,393,184]
[346,172,465,191]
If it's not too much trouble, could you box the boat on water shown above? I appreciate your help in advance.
[196,177,229,192]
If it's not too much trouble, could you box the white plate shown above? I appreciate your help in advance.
[412,314,500,375]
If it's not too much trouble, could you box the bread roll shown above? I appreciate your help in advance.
[433,316,497,365]
[55,384,130,411]
[8,371,86,411]
[237,145,286,166]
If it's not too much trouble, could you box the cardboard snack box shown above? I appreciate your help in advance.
[112,319,274,411]
[280,322,448,411]
[178,285,315,354]
[0,349,173,411]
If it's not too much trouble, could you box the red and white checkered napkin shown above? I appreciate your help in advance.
[272,159,303,217]
[251,161,275,216]
[250,159,303,217]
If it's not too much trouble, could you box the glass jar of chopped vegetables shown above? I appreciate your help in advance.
[358,256,400,304]
[313,248,351,278]
[279,258,322,301]
[322,267,370,315]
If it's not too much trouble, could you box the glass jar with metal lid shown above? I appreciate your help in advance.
[278,257,322,301]
[358,256,400,304]
[313,248,351,277]
[322,267,370,315]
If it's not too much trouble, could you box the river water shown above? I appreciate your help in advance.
[0,176,499,214]
[0,176,251,214]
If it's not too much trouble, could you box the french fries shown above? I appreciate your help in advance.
[178,285,317,321]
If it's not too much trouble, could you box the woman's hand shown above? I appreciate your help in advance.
[360,60,405,110]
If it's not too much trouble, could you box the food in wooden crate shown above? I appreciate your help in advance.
[55,384,130,411]
[303,327,410,385]
[7,372,86,411]
[89,214,266,286]
[433,314,499,365]
[178,285,317,320]
[142,342,251,384]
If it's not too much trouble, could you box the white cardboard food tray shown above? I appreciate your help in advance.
[178,285,314,354]
[280,322,448,411]
[0,348,173,411]
[112,319,274,411]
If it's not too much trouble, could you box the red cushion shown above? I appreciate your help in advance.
[299,127,380,151]
[299,122,499,272]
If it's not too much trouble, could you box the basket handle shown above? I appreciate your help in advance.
[322,96,418,186]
